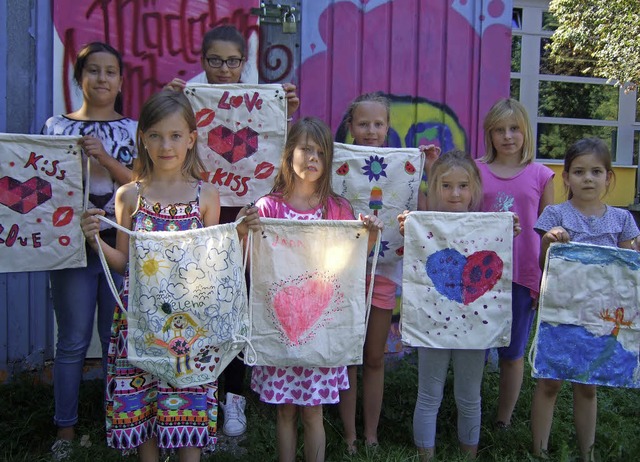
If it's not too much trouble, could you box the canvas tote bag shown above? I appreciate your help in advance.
[96,216,252,388]
[401,211,513,349]
[247,218,380,367]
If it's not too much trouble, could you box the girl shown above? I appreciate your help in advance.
[166,24,299,437]
[42,42,137,460]
[531,138,639,461]
[338,92,439,453]
[81,90,242,461]
[477,98,554,429]
[398,150,520,461]
[248,117,383,462]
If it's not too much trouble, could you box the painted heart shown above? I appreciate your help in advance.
[319,389,330,399]
[0,176,52,214]
[264,389,274,400]
[286,375,294,383]
[303,393,312,401]
[207,125,259,164]
[291,389,302,400]
[266,366,276,375]
[272,279,334,345]
[274,379,284,390]
[277,368,286,377]
[276,392,284,401]
[230,95,243,108]
[293,366,303,376]
[426,248,503,305]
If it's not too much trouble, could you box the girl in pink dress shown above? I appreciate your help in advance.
[248,117,383,462]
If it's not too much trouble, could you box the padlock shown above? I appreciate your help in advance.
[282,11,297,34]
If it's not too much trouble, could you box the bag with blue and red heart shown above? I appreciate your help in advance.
[400,211,513,349]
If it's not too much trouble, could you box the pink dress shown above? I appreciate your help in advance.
[250,194,354,405]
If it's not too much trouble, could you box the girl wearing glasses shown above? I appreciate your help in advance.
[165,24,299,440]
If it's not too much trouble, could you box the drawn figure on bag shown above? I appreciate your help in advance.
[145,312,206,376]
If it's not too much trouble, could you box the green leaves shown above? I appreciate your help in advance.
[549,0,640,91]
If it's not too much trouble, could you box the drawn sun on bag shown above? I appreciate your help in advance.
[267,271,345,347]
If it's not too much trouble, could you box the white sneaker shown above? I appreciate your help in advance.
[51,439,72,461]
[221,392,247,437]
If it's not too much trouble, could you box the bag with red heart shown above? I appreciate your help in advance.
[401,211,513,349]
[248,218,379,367]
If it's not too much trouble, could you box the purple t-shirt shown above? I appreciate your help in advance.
[476,161,554,294]
[535,201,639,247]
[255,193,355,220]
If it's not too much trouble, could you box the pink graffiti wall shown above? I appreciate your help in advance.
[52,0,259,118]
[299,0,512,157]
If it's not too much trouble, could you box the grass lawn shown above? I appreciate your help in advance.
[2,352,639,461]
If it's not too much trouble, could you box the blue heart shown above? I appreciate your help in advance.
[426,248,465,303]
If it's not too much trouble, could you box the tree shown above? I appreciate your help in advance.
[549,0,640,92]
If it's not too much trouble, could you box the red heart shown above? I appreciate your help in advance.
[207,125,259,163]
[0,176,52,214]
[273,279,334,345]
[230,95,243,108]
[462,251,503,304]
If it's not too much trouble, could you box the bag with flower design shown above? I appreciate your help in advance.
[97,218,251,388]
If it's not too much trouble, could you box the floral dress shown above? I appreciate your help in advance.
[105,181,217,452]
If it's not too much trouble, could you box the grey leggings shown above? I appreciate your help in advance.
[413,347,485,448]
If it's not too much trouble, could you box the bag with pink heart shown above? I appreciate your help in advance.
[247,218,380,367]
[95,216,252,388]
[400,211,514,349]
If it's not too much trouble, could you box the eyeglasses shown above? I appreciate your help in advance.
[205,56,244,69]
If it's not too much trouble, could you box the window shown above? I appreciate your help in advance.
[511,0,639,166]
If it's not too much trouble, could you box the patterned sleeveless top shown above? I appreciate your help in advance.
[132,181,204,232]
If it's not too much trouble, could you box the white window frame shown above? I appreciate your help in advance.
[512,0,638,166]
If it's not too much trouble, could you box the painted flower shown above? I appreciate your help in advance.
[370,240,390,258]
[362,155,388,182]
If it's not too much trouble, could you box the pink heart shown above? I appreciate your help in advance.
[304,370,313,378]
[319,367,330,374]
[273,279,334,345]
[293,366,304,376]
[312,398,321,405]
[285,398,294,404]
[303,393,312,401]
[301,380,312,389]
[266,366,276,375]
[291,389,302,400]
[277,369,286,378]
[274,379,284,390]
[328,377,337,387]
[264,389,274,400]
[331,390,339,400]
[313,375,321,382]
[286,375,294,383]
[276,392,284,401]
[319,389,330,399]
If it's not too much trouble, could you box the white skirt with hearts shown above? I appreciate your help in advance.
[251,365,349,405]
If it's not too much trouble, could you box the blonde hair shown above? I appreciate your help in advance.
[428,150,483,211]
[481,98,535,165]
[271,117,347,217]
[344,92,391,126]
[133,90,203,181]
